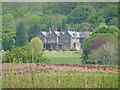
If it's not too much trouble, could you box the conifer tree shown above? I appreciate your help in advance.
[15,22,28,47]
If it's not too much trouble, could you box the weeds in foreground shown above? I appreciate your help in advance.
[2,70,118,88]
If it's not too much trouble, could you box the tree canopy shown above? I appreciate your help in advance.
[29,37,44,52]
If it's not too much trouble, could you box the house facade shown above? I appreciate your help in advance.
[39,29,90,51]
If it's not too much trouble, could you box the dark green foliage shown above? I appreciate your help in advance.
[49,48,52,51]
[87,14,105,28]
[15,22,28,47]
[107,18,118,27]
[87,4,118,28]
[99,5,118,24]
[61,19,67,31]
[28,24,41,41]
[2,38,15,50]
[43,2,77,15]
[67,5,94,24]
[2,14,16,50]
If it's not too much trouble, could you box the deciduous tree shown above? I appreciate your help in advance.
[29,37,44,52]
[2,14,16,50]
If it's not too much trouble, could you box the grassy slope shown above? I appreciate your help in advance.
[43,51,82,64]
[2,70,118,88]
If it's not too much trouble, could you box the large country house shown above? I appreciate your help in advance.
[39,29,91,51]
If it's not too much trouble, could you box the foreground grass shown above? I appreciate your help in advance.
[2,70,118,88]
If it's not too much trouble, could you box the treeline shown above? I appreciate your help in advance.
[2,2,118,50]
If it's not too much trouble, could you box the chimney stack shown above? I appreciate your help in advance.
[55,28,57,31]
[68,27,70,31]
[49,28,52,34]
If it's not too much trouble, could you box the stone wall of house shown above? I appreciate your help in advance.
[39,31,90,51]
[71,38,81,50]
[39,33,45,43]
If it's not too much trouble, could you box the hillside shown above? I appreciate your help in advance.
[2,2,118,50]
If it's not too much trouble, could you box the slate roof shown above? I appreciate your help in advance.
[41,31,48,36]
[79,32,90,38]
[40,31,90,38]
[54,31,66,36]
[54,31,60,36]
[67,31,90,38]
[67,31,80,38]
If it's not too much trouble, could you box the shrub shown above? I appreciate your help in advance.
[82,33,118,61]
[71,47,77,51]
[2,46,50,63]
[63,48,67,51]
[49,48,52,51]
[88,42,118,65]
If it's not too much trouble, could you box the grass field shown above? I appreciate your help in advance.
[2,70,118,88]
[43,51,82,64]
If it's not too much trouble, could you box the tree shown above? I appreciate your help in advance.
[29,37,47,63]
[2,14,16,50]
[88,42,118,65]
[22,13,41,31]
[82,33,118,63]
[108,25,118,34]
[92,23,109,34]
[67,5,94,24]
[92,23,118,35]
[28,23,41,41]
[76,23,93,32]
[107,18,118,27]
[61,19,67,31]
[50,14,66,31]
[87,14,105,28]
[29,37,44,52]
[43,2,77,15]
[99,5,118,24]
[15,22,28,47]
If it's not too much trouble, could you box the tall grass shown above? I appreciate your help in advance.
[2,70,118,88]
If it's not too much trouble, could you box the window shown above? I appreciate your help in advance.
[74,43,76,47]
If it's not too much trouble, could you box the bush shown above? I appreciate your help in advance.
[71,47,77,51]
[42,49,45,51]
[49,48,52,51]
[82,33,118,61]
[2,46,50,63]
[88,42,118,65]
[62,48,67,51]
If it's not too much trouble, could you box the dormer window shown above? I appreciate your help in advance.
[73,33,75,36]
[73,33,77,36]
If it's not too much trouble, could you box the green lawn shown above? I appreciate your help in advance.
[49,57,82,64]
[2,70,118,88]
[43,51,82,64]
[44,51,82,57]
